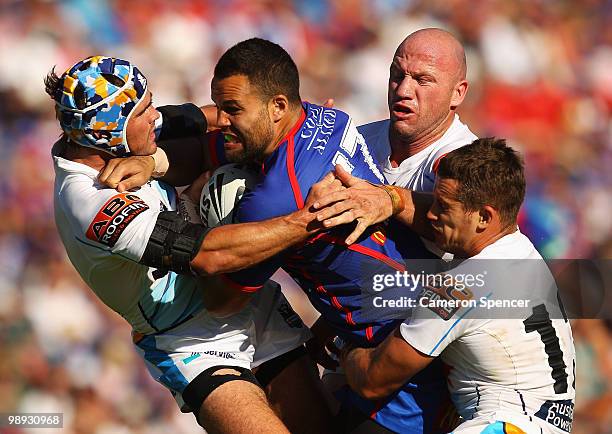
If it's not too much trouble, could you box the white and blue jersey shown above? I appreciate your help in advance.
[210,102,452,433]
[53,144,203,334]
[400,230,576,433]
[53,139,310,412]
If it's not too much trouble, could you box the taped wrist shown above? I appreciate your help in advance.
[140,211,209,274]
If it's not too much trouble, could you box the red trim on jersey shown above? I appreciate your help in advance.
[347,243,406,272]
[365,326,374,341]
[285,109,307,209]
[208,131,220,169]
[303,269,356,327]
[220,274,263,293]
[432,152,449,174]
[310,233,406,272]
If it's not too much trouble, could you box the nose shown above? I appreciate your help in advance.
[395,75,415,100]
[426,202,439,222]
[217,109,231,128]
[152,107,161,122]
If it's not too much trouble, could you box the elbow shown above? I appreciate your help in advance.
[355,383,394,401]
[191,251,230,276]
[349,374,397,400]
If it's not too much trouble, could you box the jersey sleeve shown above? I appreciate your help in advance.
[59,182,161,262]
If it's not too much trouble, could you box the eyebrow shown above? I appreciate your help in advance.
[135,93,152,116]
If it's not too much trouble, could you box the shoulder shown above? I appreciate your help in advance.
[476,230,540,260]
[357,118,390,139]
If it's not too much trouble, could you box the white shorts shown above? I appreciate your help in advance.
[133,280,311,411]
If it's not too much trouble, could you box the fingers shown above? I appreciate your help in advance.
[315,197,358,221]
[313,189,351,210]
[322,98,335,108]
[307,173,346,207]
[116,174,148,193]
[98,159,122,188]
[98,157,154,192]
[322,207,365,227]
[345,218,370,245]
[333,164,360,187]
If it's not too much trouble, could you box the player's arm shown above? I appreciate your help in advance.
[313,165,434,244]
[338,327,433,400]
[139,172,341,276]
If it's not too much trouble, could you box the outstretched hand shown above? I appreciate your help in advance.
[312,165,394,244]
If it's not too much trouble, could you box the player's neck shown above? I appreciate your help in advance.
[63,140,111,171]
[462,225,517,258]
[268,105,304,156]
[388,112,454,167]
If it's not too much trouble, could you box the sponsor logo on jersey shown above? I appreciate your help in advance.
[420,280,474,320]
[86,193,149,247]
[302,105,337,154]
[534,399,574,432]
[370,227,386,246]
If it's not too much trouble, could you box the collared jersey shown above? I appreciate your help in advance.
[358,114,477,190]
[400,230,576,433]
[53,143,204,334]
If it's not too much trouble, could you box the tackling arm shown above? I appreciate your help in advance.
[340,327,433,400]
[138,172,343,276]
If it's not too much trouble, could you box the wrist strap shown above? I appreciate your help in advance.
[380,184,405,216]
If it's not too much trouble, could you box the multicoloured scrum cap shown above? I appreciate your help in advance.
[53,56,148,157]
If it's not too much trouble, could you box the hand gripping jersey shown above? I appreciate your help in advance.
[400,230,576,434]
[359,115,477,261]
[215,102,451,433]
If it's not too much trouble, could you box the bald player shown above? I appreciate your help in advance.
[360,28,476,193]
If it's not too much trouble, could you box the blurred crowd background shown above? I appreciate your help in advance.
[1,0,611,432]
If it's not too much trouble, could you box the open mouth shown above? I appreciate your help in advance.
[391,102,416,120]
[223,132,245,152]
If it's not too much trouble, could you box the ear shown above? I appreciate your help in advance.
[270,94,289,122]
[477,205,495,230]
[450,79,468,109]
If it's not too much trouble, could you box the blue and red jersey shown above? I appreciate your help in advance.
[209,102,450,433]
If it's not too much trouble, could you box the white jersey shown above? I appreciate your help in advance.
[53,142,311,411]
[400,230,575,434]
[358,114,477,190]
[53,143,204,334]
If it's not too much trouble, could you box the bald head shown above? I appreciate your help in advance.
[387,28,469,156]
[396,28,466,81]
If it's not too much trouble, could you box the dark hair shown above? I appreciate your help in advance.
[437,137,525,228]
[44,66,88,109]
[213,38,301,104]
[44,67,62,101]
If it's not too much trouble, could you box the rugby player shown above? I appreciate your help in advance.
[316,28,478,414]
[330,139,576,433]
[116,37,457,433]
[359,28,475,192]
[46,56,342,433]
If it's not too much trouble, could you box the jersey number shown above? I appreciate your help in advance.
[523,304,568,394]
